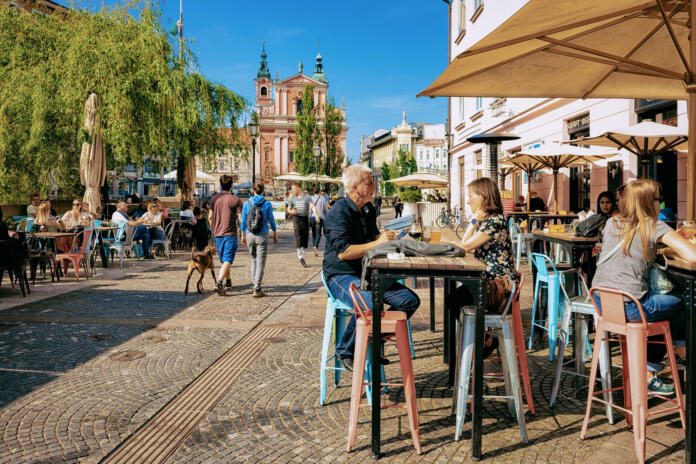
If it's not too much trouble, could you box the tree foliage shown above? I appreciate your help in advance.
[0,1,247,202]
[380,161,396,196]
[294,84,318,176]
[394,148,421,201]
[322,97,344,179]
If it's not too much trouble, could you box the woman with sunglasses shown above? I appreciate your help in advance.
[61,199,91,229]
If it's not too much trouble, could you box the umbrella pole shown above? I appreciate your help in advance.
[526,169,532,212]
[553,169,559,215]
[688,88,696,220]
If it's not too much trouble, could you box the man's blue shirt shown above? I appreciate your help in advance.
[322,196,379,280]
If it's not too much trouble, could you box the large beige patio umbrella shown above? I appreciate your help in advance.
[508,143,616,213]
[163,169,216,183]
[79,93,106,215]
[387,171,449,189]
[418,0,696,219]
[274,172,309,182]
[578,120,688,177]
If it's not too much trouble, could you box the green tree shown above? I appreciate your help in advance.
[394,148,421,200]
[0,2,246,203]
[380,161,396,196]
[322,98,344,179]
[294,84,318,175]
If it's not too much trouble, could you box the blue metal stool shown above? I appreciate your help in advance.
[528,253,563,361]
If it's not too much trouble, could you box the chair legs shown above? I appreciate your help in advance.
[346,321,369,453]
[320,301,335,406]
[501,319,528,442]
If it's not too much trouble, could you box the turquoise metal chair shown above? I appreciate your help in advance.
[528,253,563,361]
[509,220,533,270]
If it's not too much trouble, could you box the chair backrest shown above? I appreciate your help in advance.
[320,271,338,303]
[349,282,373,326]
[499,274,522,318]
[558,269,590,302]
[114,221,127,242]
[164,221,176,240]
[530,252,557,277]
[70,229,92,255]
[509,221,520,241]
[92,220,102,228]
[589,286,647,328]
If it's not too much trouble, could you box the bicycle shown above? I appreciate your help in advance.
[435,207,468,238]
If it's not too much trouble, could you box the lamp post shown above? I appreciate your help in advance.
[313,144,321,183]
[248,115,259,184]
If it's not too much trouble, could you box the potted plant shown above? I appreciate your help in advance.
[399,188,423,218]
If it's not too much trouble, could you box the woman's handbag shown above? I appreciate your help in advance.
[598,242,674,294]
[575,214,607,237]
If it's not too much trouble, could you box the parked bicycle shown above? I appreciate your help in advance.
[435,206,468,238]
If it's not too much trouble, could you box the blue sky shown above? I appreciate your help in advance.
[135,0,450,163]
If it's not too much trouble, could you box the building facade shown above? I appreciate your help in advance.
[447,0,688,217]
[254,45,348,184]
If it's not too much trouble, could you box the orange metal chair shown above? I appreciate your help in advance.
[581,287,686,464]
[54,229,92,281]
[346,282,421,454]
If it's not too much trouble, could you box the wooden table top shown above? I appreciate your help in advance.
[527,213,579,218]
[94,226,119,231]
[30,231,76,238]
[665,257,696,272]
[532,231,599,243]
[371,255,486,271]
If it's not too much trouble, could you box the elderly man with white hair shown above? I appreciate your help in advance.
[322,165,420,371]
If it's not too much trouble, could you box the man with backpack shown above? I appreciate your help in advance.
[241,181,278,298]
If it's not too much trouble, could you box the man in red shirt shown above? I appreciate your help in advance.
[209,175,243,295]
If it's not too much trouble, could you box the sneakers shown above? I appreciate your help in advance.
[253,289,265,298]
[340,356,354,372]
[299,258,307,268]
[214,281,226,296]
[144,255,155,260]
[225,280,232,289]
[647,376,675,396]
[675,352,687,371]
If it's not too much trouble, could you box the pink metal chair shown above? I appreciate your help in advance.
[581,287,686,464]
[54,229,92,281]
[346,282,421,454]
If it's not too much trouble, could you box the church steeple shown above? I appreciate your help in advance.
[312,43,327,83]
[256,41,271,80]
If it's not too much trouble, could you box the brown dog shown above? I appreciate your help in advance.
[184,246,217,295]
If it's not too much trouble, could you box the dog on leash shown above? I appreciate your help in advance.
[184,245,217,295]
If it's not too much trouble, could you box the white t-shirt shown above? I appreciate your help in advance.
[141,211,164,231]
[111,210,129,223]
[61,211,90,229]
[179,209,196,225]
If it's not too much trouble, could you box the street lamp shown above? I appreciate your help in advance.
[313,144,321,183]
[248,115,259,184]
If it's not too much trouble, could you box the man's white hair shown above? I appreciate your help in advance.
[342,165,372,190]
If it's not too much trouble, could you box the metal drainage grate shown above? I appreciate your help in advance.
[109,350,146,362]
[263,337,286,344]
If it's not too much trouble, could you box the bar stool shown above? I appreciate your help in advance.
[581,287,686,464]
[528,253,563,360]
[346,283,421,454]
[452,280,528,443]
[319,272,386,406]
[549,270,613,424]
[509,221,533,270]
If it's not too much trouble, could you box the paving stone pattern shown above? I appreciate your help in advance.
[0,221,688,463]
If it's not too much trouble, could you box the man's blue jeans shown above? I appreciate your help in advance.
[593,291,685,372]
[131,225,151,257]
[329,274,420,358]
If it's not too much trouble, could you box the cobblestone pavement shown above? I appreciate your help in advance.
[0,213,688,463]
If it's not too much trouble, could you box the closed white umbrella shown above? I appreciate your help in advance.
[80,93,106,215]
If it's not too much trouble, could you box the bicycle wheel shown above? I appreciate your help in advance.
[435,216,447,229]
[455,220,468,238]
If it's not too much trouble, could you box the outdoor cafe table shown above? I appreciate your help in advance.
[28,231,76,282]
[527,213,578,231]
[370,255,488,459]
[661,257,696,463]
[531,231,598,269]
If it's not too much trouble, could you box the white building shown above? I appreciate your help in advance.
[446,0,687,217]
[414,123,448,174]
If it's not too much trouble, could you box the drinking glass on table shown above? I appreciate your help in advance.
[677,221,696,244]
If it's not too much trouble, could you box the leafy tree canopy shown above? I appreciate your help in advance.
[0,1,247,202]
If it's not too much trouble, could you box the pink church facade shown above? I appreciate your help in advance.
[253,45,347,184]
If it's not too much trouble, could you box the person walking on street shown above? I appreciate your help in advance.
[241,182,278,298]
[209,174,243,295]
[374,193,382,216]
[287,182,311,267]
[310,186,329,256]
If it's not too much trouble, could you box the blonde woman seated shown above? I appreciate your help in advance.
[34,200,70,252]
[139,201,167,241]
[443,177,519,357]
[61,199,91,229]
[593,179,696,394]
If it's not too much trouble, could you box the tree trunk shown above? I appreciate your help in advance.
[177,156,196,207]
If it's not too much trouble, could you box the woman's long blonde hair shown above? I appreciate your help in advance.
[614,179,661,261]
[35,201,52,225]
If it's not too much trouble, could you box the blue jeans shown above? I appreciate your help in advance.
[149,227,167,241]
[131,225,151,257]
[593,292,686,372]
[310,217,323,249]
[329,274,420,357]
